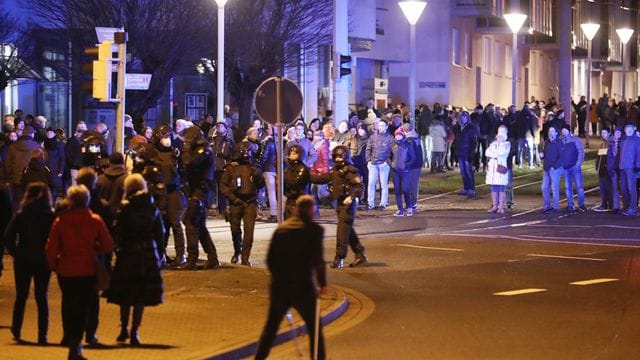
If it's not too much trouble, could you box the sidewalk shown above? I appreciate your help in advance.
[0,261,348,360]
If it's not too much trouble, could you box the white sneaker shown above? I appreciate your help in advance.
[406,208,414,217]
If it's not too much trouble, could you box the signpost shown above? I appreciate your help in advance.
[125,73,153,90]
[254,77,303,224]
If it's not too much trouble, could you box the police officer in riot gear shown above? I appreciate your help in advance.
[81,130,109,174]
[220,143,265,266]
[311,145,368,268]
[179,127,220,270]
[152,125,188,266]
[284,144,310,219]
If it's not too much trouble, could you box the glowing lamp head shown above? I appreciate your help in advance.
[399,1,427,25]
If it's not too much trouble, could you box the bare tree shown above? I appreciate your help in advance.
[200,0,332,132]
[21,0,215,119]
[0,12,33,91]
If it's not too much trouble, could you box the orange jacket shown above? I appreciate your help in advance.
[46,208,113,277]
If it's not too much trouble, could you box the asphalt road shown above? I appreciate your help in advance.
[264,195,640,359]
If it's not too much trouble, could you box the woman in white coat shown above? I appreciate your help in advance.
[485,125,511,213]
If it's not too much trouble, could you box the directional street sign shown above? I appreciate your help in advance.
[125,73,152,90]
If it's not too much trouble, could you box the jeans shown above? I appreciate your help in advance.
[620,168,637,211]
[518,138,534,167]
[431,152,444,169]
[367,162,390,207]
[458,158,475,192]
[565,165,585,208]
[265,172,277,216]
[408,168,421,208]
[598,175,613,209]
[421,135,432,166]
[608,170,621,210]
[393,170,411,210]
[542,167,563,210]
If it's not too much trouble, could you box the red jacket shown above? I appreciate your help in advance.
[46,208,113,277]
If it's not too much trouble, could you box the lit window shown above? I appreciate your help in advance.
[452,28,460,65]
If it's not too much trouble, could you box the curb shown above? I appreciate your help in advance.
[207,291,349,360]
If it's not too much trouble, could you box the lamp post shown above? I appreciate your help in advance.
[616,27,634,102]
[215,0,228,124]
[504,13,527,107]
[399,1,427,128]
[581,23,599,145]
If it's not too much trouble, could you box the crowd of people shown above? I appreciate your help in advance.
[3,93,640,357]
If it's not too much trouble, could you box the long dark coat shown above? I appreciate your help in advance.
[106,191,164,306]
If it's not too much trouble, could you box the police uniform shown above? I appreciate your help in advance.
[179,127,219,270]
[311,146,367,268]
[284,145,310,218]
[220,145,265,265]
[153,125,188,266]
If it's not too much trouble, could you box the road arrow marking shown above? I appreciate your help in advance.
[527,254,606,262]
[494,288,547,296]
[570,278,619,286]
[390,244,464,252]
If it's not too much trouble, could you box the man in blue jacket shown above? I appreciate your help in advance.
[540,126,563,213]
[560,124,586,212]
[618,124,640,215]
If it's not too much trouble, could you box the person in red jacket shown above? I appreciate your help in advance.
[46,185,113,360]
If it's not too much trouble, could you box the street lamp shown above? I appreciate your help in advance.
[399,0,427,128]
[616,27,634,101]
[504,13,527,106]
[215,0,228,124]
[581,22,599,144]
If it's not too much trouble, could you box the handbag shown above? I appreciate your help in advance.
[95,257,111,291]
[496,164,508,174]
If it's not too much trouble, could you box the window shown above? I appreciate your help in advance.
[452,28,461,65]
[494,41,504,76]
[483,37,491,74]
[505,45,512,78]
[464,31,472,68]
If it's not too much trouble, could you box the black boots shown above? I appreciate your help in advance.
[116,327,129,342]
[350,253,368,267]
[129,328,140,347]
[230,252,240,264]
[330,257,344,269]
[67,338,86,360]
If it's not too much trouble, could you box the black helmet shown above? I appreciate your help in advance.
[154,124,173,138]
[332,145,350,166]
[81,130,106,154]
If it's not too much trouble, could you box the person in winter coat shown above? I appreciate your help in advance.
[485,126,511,213]
[106,174,164,346]
[259,124,278,222]
[405,124,424,212]
[391,127,414,216]
[20,149,53,192]
[65,122,87,186]
[96,152,128,213]
[416,104,432,167]
[540,127,563,213]
[618,124,640,215]
[366,120,394,210]
[211,121,234,217]
[6,125,40,208]
[595,128,613,211]
[43,128,65,202]
[46,185,113,360]
[604,127,622,213]
[4,182,55,345]
[455,111,478,197]
[429,116,447,173]
[560,124,586,212]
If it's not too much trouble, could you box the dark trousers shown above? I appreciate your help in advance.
[577,117,586,137]
[599,175,613,209]
[57,276,95,348]
[12,262,50,340]
[335,204,365,259]
[120,304,144,329]
[591,122,598,136]
[408,168,421,208]
[229,202,257,262]
[393,170,411,210]
[163,190,186,258]
[620,169,637,211]
[608,170,621,210]
[458,158,475,192]
[431,151,444,169]
[255,286,325,360]
[184,197,218,261]
[214,170,228,213]
[353,153,368,201]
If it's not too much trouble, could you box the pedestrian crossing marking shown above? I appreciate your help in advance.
[494,288,547,296]
[570,278,619,286]
[390,244,464,252]
[527,254,606,262]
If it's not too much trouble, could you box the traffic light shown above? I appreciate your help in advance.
[82,41,113,102]
[333,52,352,79]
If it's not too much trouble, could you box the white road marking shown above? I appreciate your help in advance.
[436,233,640,249]
[390,244,464,252]
[527,253,606,262]
[570,278,619,286]
[494,288,547,296]
[521,234,640,243]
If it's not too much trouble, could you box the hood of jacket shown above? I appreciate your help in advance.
[103,164,127,179]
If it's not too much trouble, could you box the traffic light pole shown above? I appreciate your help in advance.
[114,32,127,153]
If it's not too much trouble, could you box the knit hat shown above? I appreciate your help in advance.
[561,123,571,132]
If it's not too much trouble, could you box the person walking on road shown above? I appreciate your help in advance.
[46,185,113,360]
[106,174,164,346]
[485,126,510,213]
[255,195,327,360]
[4,182,55,345]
